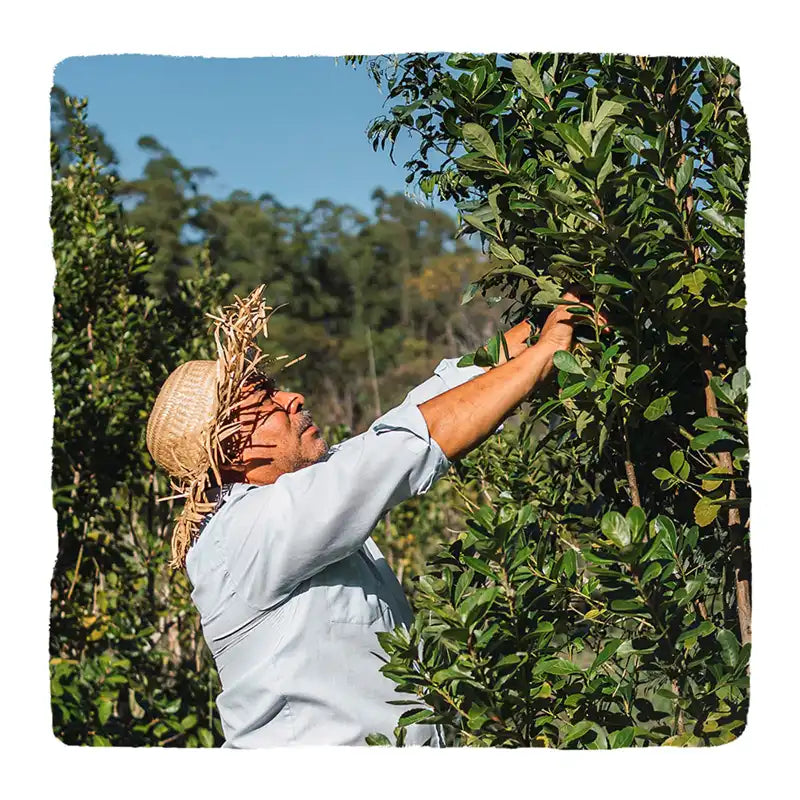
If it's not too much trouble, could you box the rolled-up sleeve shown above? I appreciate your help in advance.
[220,403,452,610]
[402,356,503,434]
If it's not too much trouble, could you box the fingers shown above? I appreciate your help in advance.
[562,298,611,334]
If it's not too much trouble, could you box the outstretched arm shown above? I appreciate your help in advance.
[418,295,607,461]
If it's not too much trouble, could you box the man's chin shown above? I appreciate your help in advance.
[303,435,329,464]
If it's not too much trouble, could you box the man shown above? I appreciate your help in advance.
[146,286,606,747]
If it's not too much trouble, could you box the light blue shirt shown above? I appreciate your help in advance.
[186,357,485,747]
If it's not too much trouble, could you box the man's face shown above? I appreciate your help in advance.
[223,377,329,486]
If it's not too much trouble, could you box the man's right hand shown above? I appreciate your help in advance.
[537,291,610,356]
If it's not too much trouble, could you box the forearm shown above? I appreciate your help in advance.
[418,340,557,461]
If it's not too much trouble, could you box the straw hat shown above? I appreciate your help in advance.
[146,285,304,568]
[146,360,219,480]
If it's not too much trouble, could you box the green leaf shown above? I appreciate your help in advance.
[562,719,594,745]
[599,344,619,370]
[694,496,721,527]
[432,665,472,684]
[682,269,706,296]
[561,548,577,578]
[733,447,749,464]
[398,708,435,727]
[696,620,716,638]
[593,273,633,290]
[716,628,741,668]
[626,364,649,387]
[181,714,197,731]
[732,366,748,399]
[693,416,726,431]
[649,515,677,551]
[561,380,587,399]
[608,726,635,749]
[365,732,392,746]
[509,264,536,279]
[626,506,646,541]
[644,396,671,421]
[456,152,497,171]
[690,429,738,450]
[698,468,730,490]
[162,698,181,715]
[489,241,515,262]
[462,213,496,237]
[652,467,673,482]
[640,561,662,586]
[596,152,615,188]
[609,599,643,612]
[197,728,214,747]
[462,554,495,579]
[695,102,715,133]
[624,134,647,153]
[553,350,585,375]
[710,376,737,406]
[473,346,493,368]
[594,100,625,130]
[461,281,480,305]
[128,689,145,720]
[554,123,592,158]
[534,657,584,676]
[675,157,694,194]
[511,59,545,98]
[669,450,686,474]
[97,699,112,727]
[575,409,593,437]
[486,331,503,365]
[601,511,631,547]
[592,121,615,157]
[462,122,498,161]
[701,207,741,237]
[589,638,623,674]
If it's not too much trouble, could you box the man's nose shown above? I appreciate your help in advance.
[273,390,305,415]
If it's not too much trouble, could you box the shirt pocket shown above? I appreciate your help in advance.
[314,550,393,626]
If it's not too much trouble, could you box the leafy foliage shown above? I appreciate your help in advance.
[51,98,232,746]
[351,52,750,747]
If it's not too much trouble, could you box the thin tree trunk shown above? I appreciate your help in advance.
[623,419,641,508]
[701,334,751,646]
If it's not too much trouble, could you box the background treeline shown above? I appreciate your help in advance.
[51,86,505,434]
[49,88,504,746]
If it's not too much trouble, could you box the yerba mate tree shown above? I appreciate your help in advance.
[50,98,231,746]
[349,53,750,747]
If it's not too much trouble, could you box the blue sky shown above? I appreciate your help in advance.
[53,55,453,217]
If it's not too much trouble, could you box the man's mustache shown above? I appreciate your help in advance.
[297,411,315,435]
